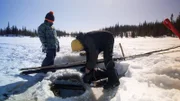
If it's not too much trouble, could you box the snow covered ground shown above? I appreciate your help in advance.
[0,36,180,101]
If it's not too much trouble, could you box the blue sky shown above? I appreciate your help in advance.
[0,0,180,33]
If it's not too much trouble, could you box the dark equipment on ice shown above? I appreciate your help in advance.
[50,75,86,98]
[50,68,123,98]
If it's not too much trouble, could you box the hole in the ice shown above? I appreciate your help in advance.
[50,75,86,98]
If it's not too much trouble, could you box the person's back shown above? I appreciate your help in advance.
[77,31,114,52]
[85,31,114,51]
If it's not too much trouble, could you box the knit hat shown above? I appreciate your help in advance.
[45,11,54,23]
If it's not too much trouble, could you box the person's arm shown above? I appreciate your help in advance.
[38,26,47,48]
[85,37,98,71]
[52,27,60,52]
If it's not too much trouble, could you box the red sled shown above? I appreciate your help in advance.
[163,18,180,39]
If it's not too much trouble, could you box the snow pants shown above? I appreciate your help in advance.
[41,49,56,67]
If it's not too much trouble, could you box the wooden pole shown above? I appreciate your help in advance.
[20,45,180,74]
[20,58,125,74]
[119,43,125,60]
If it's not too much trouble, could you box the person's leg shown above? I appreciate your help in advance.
[103,38,114,66]
[41,49,56,67]
[103,39,120,89]
[103,61,120,89]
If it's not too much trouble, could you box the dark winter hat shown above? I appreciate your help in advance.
[45,11,54,23]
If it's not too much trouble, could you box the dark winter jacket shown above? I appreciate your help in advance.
[38,21,59,51]
[76,31,114,70]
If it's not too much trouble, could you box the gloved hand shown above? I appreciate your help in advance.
[80,67,85,73]
[42,46,47,53]
[80,67,93,73]
[83,71,93,84]
[57,45,60,52]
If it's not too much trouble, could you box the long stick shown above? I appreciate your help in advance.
[125,45,180,59]
[20,45,180,74]
[20,58,123,71]
[20,58,124,74]
[119,43,125,60]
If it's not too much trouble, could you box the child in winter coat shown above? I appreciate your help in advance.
[38,11,60,67]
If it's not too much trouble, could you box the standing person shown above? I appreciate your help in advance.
[38,11,60,67]
[71,31,120,89]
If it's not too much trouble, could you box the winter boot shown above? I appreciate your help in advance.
[103,61,120,89]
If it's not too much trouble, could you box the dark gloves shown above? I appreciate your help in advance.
[82,68,109,84]
[81,67,93,83]
[57,45,60,52]
[83,71,93,84]
[42,45,47,53]
[80,67,85,73]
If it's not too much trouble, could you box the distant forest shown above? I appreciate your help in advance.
[0,13,180,38]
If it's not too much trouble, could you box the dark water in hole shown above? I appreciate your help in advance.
[52,88,85,98]
[50,75,86,98]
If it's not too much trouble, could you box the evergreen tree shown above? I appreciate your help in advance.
[120,32,123,38]
[34,30,38,36]
[0,29,3,35]
[131,30,136,38]
[6,22,11,35]
[170,13,174,23]
[11,26,18,36]
[175,12,180,33]
[124,32,128,38]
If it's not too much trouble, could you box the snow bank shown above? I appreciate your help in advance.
[0,36,180,101]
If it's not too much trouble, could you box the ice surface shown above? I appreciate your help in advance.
[0,36,180,101]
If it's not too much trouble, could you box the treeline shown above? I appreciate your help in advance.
[0,13,180,38]
[0,22,37,37]
[103,13,180,38]
[0,22,78,37]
